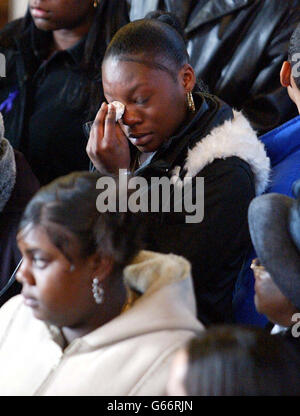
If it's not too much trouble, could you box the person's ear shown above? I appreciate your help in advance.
[179,64,196,92]
[280,61,292,88]
[90,253,114,282]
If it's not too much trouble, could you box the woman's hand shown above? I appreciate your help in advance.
[86,102,131,174]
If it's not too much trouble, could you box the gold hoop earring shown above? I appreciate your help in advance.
[187,91,196,113]
[93,0,99,8]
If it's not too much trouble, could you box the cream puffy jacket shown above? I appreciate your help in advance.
[0,250,203,396]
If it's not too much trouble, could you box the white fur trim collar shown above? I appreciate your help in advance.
[181,110,270,195]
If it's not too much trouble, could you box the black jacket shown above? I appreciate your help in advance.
[132,93,270,324]
[0,1,129,185]
[129,0,300,134]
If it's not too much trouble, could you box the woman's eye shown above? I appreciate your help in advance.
[33,258,48,268]
[135,97,148,105]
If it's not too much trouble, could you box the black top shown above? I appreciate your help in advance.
[134,93,257,325]
[0,2,129,184]
[0,26,97,185]
[24,35,92,185]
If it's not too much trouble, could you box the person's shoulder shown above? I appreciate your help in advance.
[3,150,40,215]
[205,155,253,171]
[0,295,37,342]
[14,150,39,187]
[0,18,24,50]
[200,156,254,187]
[261,0,299,12]
[186,107,269,194]
[10,150,40,209]
[281,0,300,10]
[0,295,23,321]
[260,0,300,23]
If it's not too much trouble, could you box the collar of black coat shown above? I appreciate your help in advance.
[0,17,86,67]
[134,92,233,178]
[7,22,86,86]
[129,0,256,33]
[185,0,257,33]
[26,23,86,66]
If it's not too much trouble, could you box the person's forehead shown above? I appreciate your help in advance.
[17,223,77,254]
[17,224,50,246]
[102,55,174,86]
[103,57,152,81]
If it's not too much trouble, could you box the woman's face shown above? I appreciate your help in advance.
[29,0,95,31]
[251,258,298,327]
[16,225,98,327]
[102,57,193,153]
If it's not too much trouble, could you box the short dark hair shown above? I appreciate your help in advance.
[18,171,145,276]
[288,23,300,89]
[103,16,189,80]
[184,325,300,396]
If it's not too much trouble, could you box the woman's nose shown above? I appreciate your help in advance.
[122,107,142,127]
[16,260,35,286]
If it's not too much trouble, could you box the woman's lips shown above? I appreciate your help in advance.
[31,8,50,19]
[129,134,153,146]
[23,295,39,308]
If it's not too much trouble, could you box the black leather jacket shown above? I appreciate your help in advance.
[129,0,300,134]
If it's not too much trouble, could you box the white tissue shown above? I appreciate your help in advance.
[111,101,125,121]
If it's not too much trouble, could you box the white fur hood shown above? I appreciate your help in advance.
[0,251,202,395]
[182,110,270,195]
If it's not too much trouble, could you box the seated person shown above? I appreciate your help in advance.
[0,171,203,396]
[248,179,300,347]
[233,24,300,325]
[87,14,270,325]
[166,325,300,396]
[281,23,300,116]
[0,113,39,306]
[261,22,300,197]
[0,0,129,185]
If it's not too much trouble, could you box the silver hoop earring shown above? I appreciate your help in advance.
[187,91,196,112]
[92,278,104,304]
